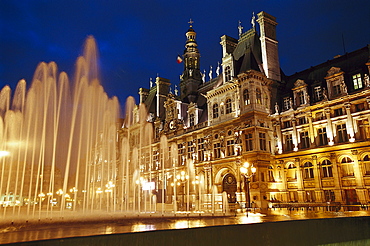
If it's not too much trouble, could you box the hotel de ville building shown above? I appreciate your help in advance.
[120,11,370,212]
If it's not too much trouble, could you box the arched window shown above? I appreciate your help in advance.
[341,157,354,176]
[303,162,314,179]
[225,99,232,114]
[224,66,231,82]
[321,159,333,178]
[243,89,250,105]
[363,155,370,175]
[256,88,262,104]
[212,104,219,119]
[287,164,297,181]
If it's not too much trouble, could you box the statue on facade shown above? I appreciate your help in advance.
[216,62,220,76]
[289,97,293,109]
[305,91,310,104]
[364,74,370,87]
[341,80,348,94]
[202,70,206,83]
[322,88,328,100]
[275,102,279,114]
[251,12,256,29]
[209,66,213,80]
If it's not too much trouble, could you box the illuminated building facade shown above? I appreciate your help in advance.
[121,11,370,211]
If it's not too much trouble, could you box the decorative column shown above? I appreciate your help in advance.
[295,158,304,202]
[344,103,355,142]
[330,153,343,202]
[351,150,366,203]
[292,117,298,151]
[312,155,323,202]
[324,108,334,146]
[274,121,283,154]
[307,113,316,147]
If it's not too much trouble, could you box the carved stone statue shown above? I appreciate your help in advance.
[341,80,348,94]
[274,102,279,114]
[209,66,213,80]
[322,88,328,100]
[364,74,370,87]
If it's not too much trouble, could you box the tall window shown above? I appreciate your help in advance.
[283,97,290,110]
[225,99,232,114]
[245,132,253,151]
[318,127,328,146]
[178,143,185,166]
[341,157,354,176]
[213,142,221,159]
[363,155,370,175]
[333,84,341,95]
[226,140,235,156]
[189,113,195,127]
[256,88,262,104]
[225,66,231,81]
[197,138,204,162]
[297,91,305,105]
[305,190,316,202]
[187,141,195,159]
[353,73,363,90]
[324,190,335,202]
[285,134,293,151]
[321,159,333,178]
[243,89,250,105]
[313,86,322,101]
[300,131,310,149]
[259,132,266,151]
[303,162,314,179]
[287,164,297,181]
[212,104,219,119]
[268,166,275,182]
[337,124,348,143]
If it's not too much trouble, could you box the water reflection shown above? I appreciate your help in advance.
[2,210,370,244]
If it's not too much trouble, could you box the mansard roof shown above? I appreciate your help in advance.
[282,45,370,92]
[233,28,263,75]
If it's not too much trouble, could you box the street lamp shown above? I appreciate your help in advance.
[240,162,256,209]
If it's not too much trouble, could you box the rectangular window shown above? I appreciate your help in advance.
[318,128,328,146]
[355,103,365,112]
[315,112,324,121]
[285,134,293,151]
[187,141,195,159]
[178,143,185,166]
[324,190,335,202]
[300,131,310,149]
[226,140,235,156]
[197,138,204,162]
[283,121,291,128]
[337,124,348,143]
[353,73,363,90]
[313,86,322,101]
[334,108,344,117]
[245,133,253,151]
[283,97,290,110]
[333,84,341,95]
[297,91,305,105]
[259,132,267,151]
[298,117,307,125]
[213,142,221,159]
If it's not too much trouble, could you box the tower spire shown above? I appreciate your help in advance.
[179,20,202,103]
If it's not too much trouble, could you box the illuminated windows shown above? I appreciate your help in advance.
[336,124,348,143]
[283,97,290,110]
[189,113,195,127]
[212,103,219,118]
[321,159,333,178]
[300,131,310,149]
[226,140,235,156]
[341,157,354,176]
[224,66,231,81]
[243,89,250,105]
[225,99,232,114]
[256,88,262,104]
[287,163,297,181]
[244,132,253,151]
[259,132,267,151]
[318,127,328,146]
[313,86,322,101]
[352,73,363,90]
[285,134,293,151]
[268,166,275,182]
[363,155,370,175]
[303,162,314,179]
[213,142,221,159]
[324,190,335,202]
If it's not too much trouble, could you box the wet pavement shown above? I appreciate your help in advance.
[1,209,370,244]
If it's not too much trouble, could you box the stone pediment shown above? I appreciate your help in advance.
[292,79,307,90]
[326,67,343,77]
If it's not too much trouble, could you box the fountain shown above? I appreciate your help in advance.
[0,36,120,220]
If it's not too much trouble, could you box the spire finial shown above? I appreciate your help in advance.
[188,18,194,27]
[238,20,243,37]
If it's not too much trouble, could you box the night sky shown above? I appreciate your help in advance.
[1,1,369,110]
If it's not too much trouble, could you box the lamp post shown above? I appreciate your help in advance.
[240,162,256,210]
